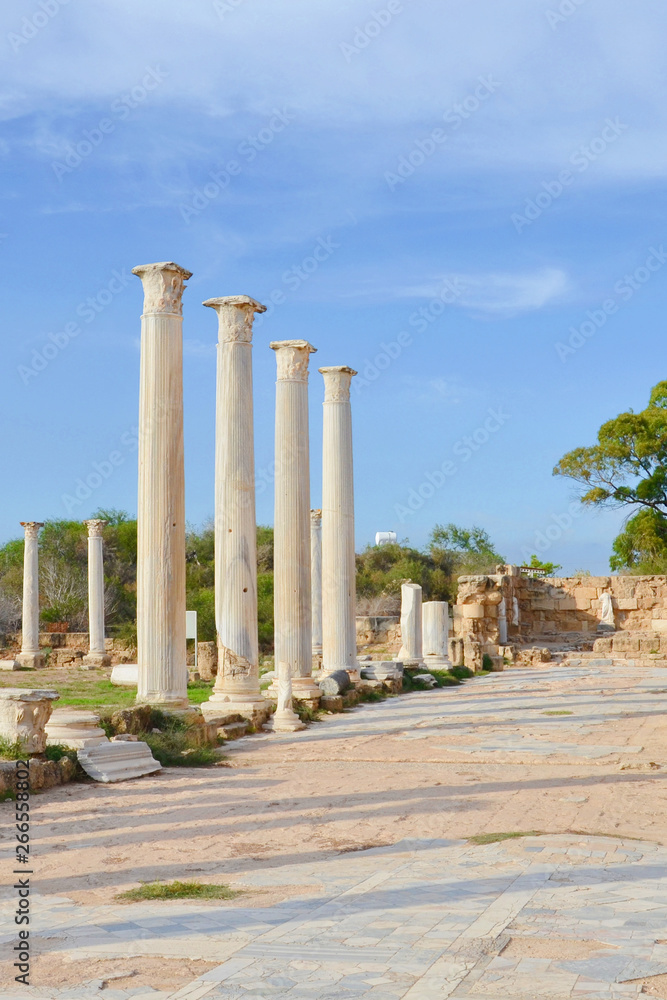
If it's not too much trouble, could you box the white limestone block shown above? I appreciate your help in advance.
[110,664,138,686]
[77,741,161,782]
[0,659,20,671]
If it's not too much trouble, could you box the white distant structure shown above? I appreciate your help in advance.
[375,531,397,547]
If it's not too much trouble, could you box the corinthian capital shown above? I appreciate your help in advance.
[132,261,192,316]
[203,295,266,344]
[271,340,317,382]
[319,366,357,402]
[84,519,107,537]
[20,522,44,538]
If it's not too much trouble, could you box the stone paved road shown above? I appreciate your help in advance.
[2,663,667,999]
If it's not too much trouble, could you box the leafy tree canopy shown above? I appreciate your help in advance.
[554,381,667,514]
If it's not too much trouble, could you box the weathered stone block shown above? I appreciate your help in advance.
[461,604,485,619]
[110,705,152,735]
[575,596,592,610]
[0,689,59,754]
[617,598,638,610]
[197,641,217,680]
[77,741,161,782]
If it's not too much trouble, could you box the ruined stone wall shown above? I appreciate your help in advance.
[453,568,667,646]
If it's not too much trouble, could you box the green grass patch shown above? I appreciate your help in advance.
[403,668,462,691]
[0,789,16,802]
[542,710,573,716]
[0,736,28,760]
[115,880,240,902]
[469,830,542,846]
[293,699,323,724]
[138,712,222,767]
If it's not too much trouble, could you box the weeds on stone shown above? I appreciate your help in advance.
[293,699,323,724]
[468,831,542,845]
[115,880,240,902]
[0,736,28,760]
[138,714,222,768]
[542,710,573,716]
[403,669,462,692]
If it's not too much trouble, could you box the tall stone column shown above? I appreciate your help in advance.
[320,366,358,676]
[133,261,190,707]
[310,509,323,670]
[271,340,321,703]
[422,601,451,667]
[201,296,269,723]
[397,582,425,666]
[83,519,111,668]
[18,522,44,669]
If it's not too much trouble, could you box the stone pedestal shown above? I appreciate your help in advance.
[83,519,111,668]
[133,262,190,707]
[310,509,323,670]
[201,296,269,724]
[45,709,108,749]
[270,340,320,705]
[0,689,59,754]
[18,522,45,670]
[397,583,425,666]
[320,367,358,678]
[422,601,451,667]
[264,662,305,732]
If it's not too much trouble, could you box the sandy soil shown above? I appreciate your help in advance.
[3,663,667,990]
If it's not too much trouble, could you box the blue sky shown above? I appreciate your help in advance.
[2,0,666,573]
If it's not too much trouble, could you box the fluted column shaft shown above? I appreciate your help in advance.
[310,509,323,663]
[271,340,320,701]
[133,261,190,706]
[397,582,424,665]
[202,296,268,720]
[19,522,44,669]
[320,367,357,674]
[422,601,450,665]
[83,519,110,667]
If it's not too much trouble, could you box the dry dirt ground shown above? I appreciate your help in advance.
[3,660,667,996]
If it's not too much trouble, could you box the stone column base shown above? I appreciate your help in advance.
[423,656,452,669]
[17,652,45,670]
[263,709,305,733]
[291,676,322,706]
[82,652,112,669]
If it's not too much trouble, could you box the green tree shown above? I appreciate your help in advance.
[554,381,667,571]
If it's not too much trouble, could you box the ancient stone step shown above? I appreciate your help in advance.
[217,721,249,741]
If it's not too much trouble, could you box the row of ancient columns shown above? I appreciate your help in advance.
[132,263,358,711]
[17,519,110,670]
